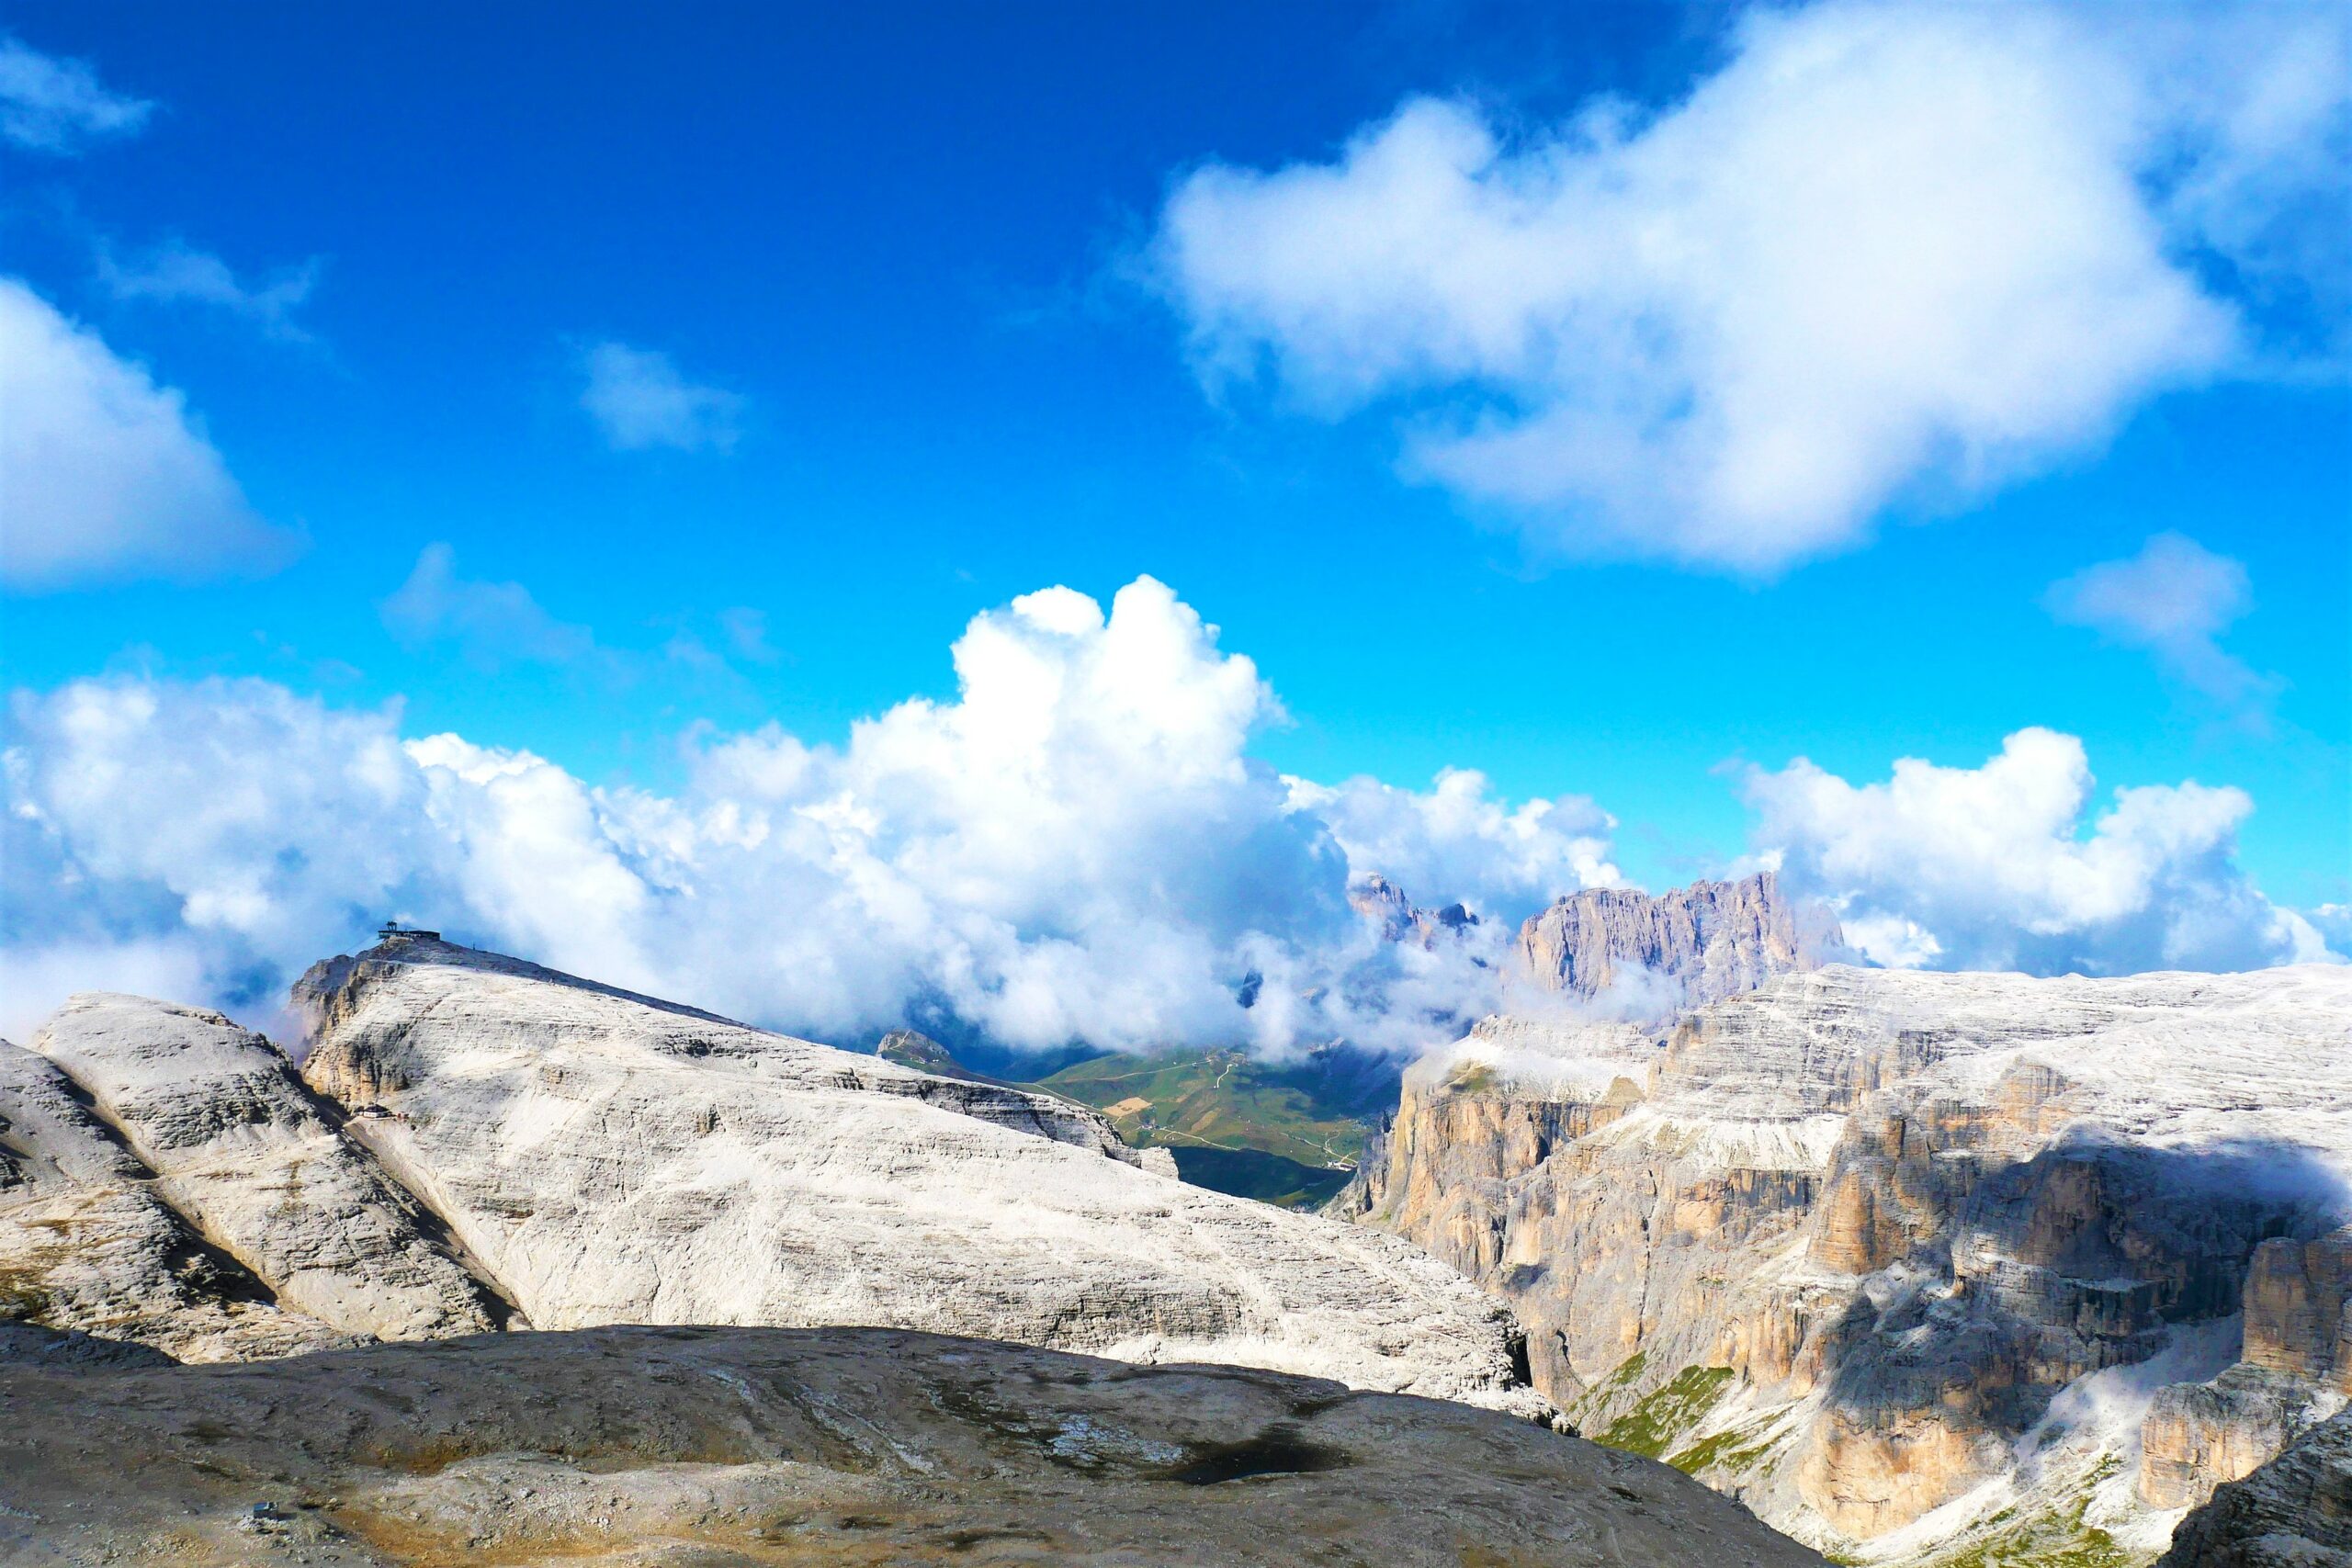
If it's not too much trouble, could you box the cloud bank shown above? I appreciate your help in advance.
[1744,727,2331,975]
[1153,1,2347,571]
[6,581,2324,1049]
[0,278,298,591]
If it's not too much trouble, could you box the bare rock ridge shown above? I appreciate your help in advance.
[1340,963,2352,1562]
[1350,872,1480,948]
[2156,1407,2352,1567]
[1,934,1543,1421]
[32,993,504,1343]
[1518,870,1840,1011]
[0,1325,1830,1567]
[0,1038,345,1363]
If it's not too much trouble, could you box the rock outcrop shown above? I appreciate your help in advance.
[260,936,1534,1411]
[0,1325,1826,1567]
[1516,872,1838,1012]
[30,994,506,1343]
[1342,964,2352,1562]
[0,1039,343,1362]
[1351,873,1480,948]
[2157,1408,2352,1567]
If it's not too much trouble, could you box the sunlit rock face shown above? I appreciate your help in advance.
[1515,871,1840,1012]
[1340,964,2352,1562]
[2155,1406,2352,1568]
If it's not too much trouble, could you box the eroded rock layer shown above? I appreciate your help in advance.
[1516,871,1838,1011]
[0,1325,1826,1567]
[1340,964,2352,1561]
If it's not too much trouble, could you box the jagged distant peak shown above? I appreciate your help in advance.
[1516,869,1843,1011]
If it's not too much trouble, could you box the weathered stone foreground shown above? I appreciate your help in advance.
[0,1325,1828,1567]
[2156,1408,2351,1567]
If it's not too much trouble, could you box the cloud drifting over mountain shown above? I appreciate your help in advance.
[4,581,2326,1049]
[1744,728,2332,975]
[1153,1,2347,571]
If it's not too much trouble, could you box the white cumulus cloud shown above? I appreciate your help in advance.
[0,35,151,152]
[97,240,322,343]
[380,544,601,670]
[0,277,300,591]
[579,341,745,453]
[3,578,1610,1055]
[1152,1,2345,571]
[1743,727,2333,976]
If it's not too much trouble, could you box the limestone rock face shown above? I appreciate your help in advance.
[1351,872,1480,948]
[288,938,1543,1414]
[0,1325,1826,1568]
[31,994,503,1343]
[1345,964,2352,1562]
[2157,1408,2352,1567]
[0,1040,344,1362]
[1516,872,1838,1011]
[2142,1366,2334,1511]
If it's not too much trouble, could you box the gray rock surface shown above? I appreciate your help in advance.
[0,1325,1825,1567]
[0,1037,345,1362]
[282,937,1540,1412]
[1516,871,1837,1011]
[31,994,504,1343]
[1344,963,2352,1561]
[2158,1408,2352,1567]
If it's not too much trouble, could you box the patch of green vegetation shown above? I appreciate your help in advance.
[1913,1457,2134,1568]
[1031,1048,1386,1171]
[1666,1417,1781,1477]
[1446,1064,1500,1095]
[1164,1147,1353,1210]
[1567,1349,1650,1426]
[1595,1365,1736,1461]
[0,1268,52,1324]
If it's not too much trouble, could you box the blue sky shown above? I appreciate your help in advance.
[1,2,2346,1047]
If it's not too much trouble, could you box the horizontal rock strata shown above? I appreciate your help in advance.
[1342,964,2352,1560]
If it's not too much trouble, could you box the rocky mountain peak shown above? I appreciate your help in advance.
[1516,870,1840,1012]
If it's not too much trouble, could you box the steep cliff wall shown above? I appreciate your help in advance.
[1345,964,2352,1562]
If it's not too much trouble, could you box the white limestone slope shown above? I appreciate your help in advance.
[32,995,503,1343]
[292,938,1544,1416]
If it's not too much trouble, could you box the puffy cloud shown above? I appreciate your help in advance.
[2046,533,2274,712]
[0,277,300,590]
[3,578,1605,1057]
[97,240,321,343]
[379,544,601,670]
[1153,2,2344,571]
[0,35,150,153]
[578,341,745,453]
[1743,728,2334,975]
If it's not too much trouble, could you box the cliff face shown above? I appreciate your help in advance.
[1516,872,1838,1012]
[1343,964,2352,1562]
[2,936,1543,1418]
[2155,1407,2351,1567]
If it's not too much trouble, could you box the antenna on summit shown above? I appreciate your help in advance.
[377,919,441,944]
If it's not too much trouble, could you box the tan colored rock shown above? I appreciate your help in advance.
[1344,964,2352,1558]
[2156,1407,2352,1567]
[2141,1367,2323,1511]
[2245,1227,2352,1393]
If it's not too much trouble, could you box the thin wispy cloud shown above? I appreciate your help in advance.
[97,241,322,344]
[2046,533,2278,717]
[380,544,600,671]
[578,341,744,453]
[1151,2,2348,573]
[0,277,300,591]
[0,34,152,152]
